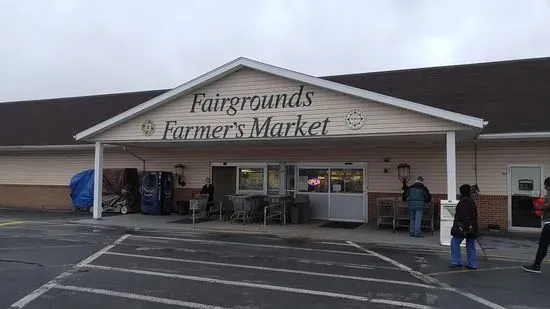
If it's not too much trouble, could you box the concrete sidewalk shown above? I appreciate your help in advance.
[73,213,464,251]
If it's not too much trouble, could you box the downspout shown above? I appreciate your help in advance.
[122,146,146,171]
[474,142,478,185]
[471,141,480,199]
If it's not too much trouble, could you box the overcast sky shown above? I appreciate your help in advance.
[1,0,549,102]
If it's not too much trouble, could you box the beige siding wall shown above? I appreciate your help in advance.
[1,141,548,196]
[474,141,550,195]
[94,68,467,142]
[0,151,142,186]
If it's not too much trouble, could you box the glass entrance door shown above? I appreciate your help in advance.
[298,167,330,219]
[509,165,544,229]
[329,168,365,221]
[297,163,366,222]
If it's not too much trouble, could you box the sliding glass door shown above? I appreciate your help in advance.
[298,167,330,219]
[297,163,366,222]
[329,168,365,221]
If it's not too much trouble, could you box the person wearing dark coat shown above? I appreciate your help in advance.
[449,184,479,269]
[402,176,432,237]
[200,177,214,202]
[522,176,550,274]
[200,177,214,217]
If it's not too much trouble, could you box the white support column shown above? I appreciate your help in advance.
[446,131,457,201]
[93,142,104,220]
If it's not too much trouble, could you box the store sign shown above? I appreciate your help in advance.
[159,85,332,140]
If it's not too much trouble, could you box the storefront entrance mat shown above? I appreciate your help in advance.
[318,221,363,229]
[168,218,208,224]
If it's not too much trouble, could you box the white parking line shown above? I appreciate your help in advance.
[51,284,231,309]
[347,241,508,309]
[83,264,371,302]
[104,251,437,289]
[129,235,373,256]
[270,256,402,271]
[9,234,130,308]
[319,241,353,246]
[81,264,438,308]
[371,299,438,309]
[347,241,439,284]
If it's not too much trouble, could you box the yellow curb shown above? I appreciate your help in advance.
[0,221,25,227]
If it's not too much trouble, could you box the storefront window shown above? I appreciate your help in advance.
[267,165,279,190]
[267,165,280,195]
[239,167,264,191]
[298,168,329,193]
[330,168,363,193]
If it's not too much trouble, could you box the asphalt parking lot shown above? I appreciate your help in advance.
[1,211,549,309]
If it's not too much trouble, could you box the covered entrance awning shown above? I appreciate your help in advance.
[87,132,467,220]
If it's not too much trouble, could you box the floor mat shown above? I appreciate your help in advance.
[318,221,363,229]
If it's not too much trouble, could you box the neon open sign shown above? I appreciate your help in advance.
[308,178,321,186]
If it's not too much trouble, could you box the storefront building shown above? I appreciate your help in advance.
[1,57,549,232]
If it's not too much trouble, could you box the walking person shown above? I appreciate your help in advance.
[403,176,432,237]
[200,177,215,219]
[449,184,479,269]
[522,176,550,273]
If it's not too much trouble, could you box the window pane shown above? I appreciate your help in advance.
[330,168,363,193]
[239,167,264,191]
[298,168,329,193]
[286,165,296,193]
[268,165,280,190]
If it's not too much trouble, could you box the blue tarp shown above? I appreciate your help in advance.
[69,169,95,210]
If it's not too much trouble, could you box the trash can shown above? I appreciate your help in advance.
[176,201,190,215]
[295,194,310,223]
[291,204,300,224]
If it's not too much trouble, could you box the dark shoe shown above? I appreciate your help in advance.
[413,234,424,238]
[522,264,541,273]
[449,264,463,269]
[465,265,477,270]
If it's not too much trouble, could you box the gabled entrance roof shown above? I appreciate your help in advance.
[74,57,486,141]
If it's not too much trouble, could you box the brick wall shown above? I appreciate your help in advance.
[368,192,508,230]
[0,184,72,210]
[0,184,202,213]
[474,194,508,230]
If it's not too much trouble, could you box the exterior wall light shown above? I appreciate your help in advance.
[397,163,411,185]
[174,164,186,187]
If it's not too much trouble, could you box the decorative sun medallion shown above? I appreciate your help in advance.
[141,120,156,136]
[345,109,365,130]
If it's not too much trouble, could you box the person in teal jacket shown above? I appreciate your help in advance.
[402,176,432,237]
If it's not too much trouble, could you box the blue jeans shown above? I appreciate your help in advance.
[409,209,422,235]
[450,236,477,268]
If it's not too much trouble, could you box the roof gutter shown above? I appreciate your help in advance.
[477,132,550,140]
[0,144,123,152]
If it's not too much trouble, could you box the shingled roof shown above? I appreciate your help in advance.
[1,57,549,147]
[0,90,167,146]
[322,57,550,135]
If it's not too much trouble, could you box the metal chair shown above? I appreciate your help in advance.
[393,200,410,232]
[229,195,254,224]
[421,202,435,235]
[376,198,395,230]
